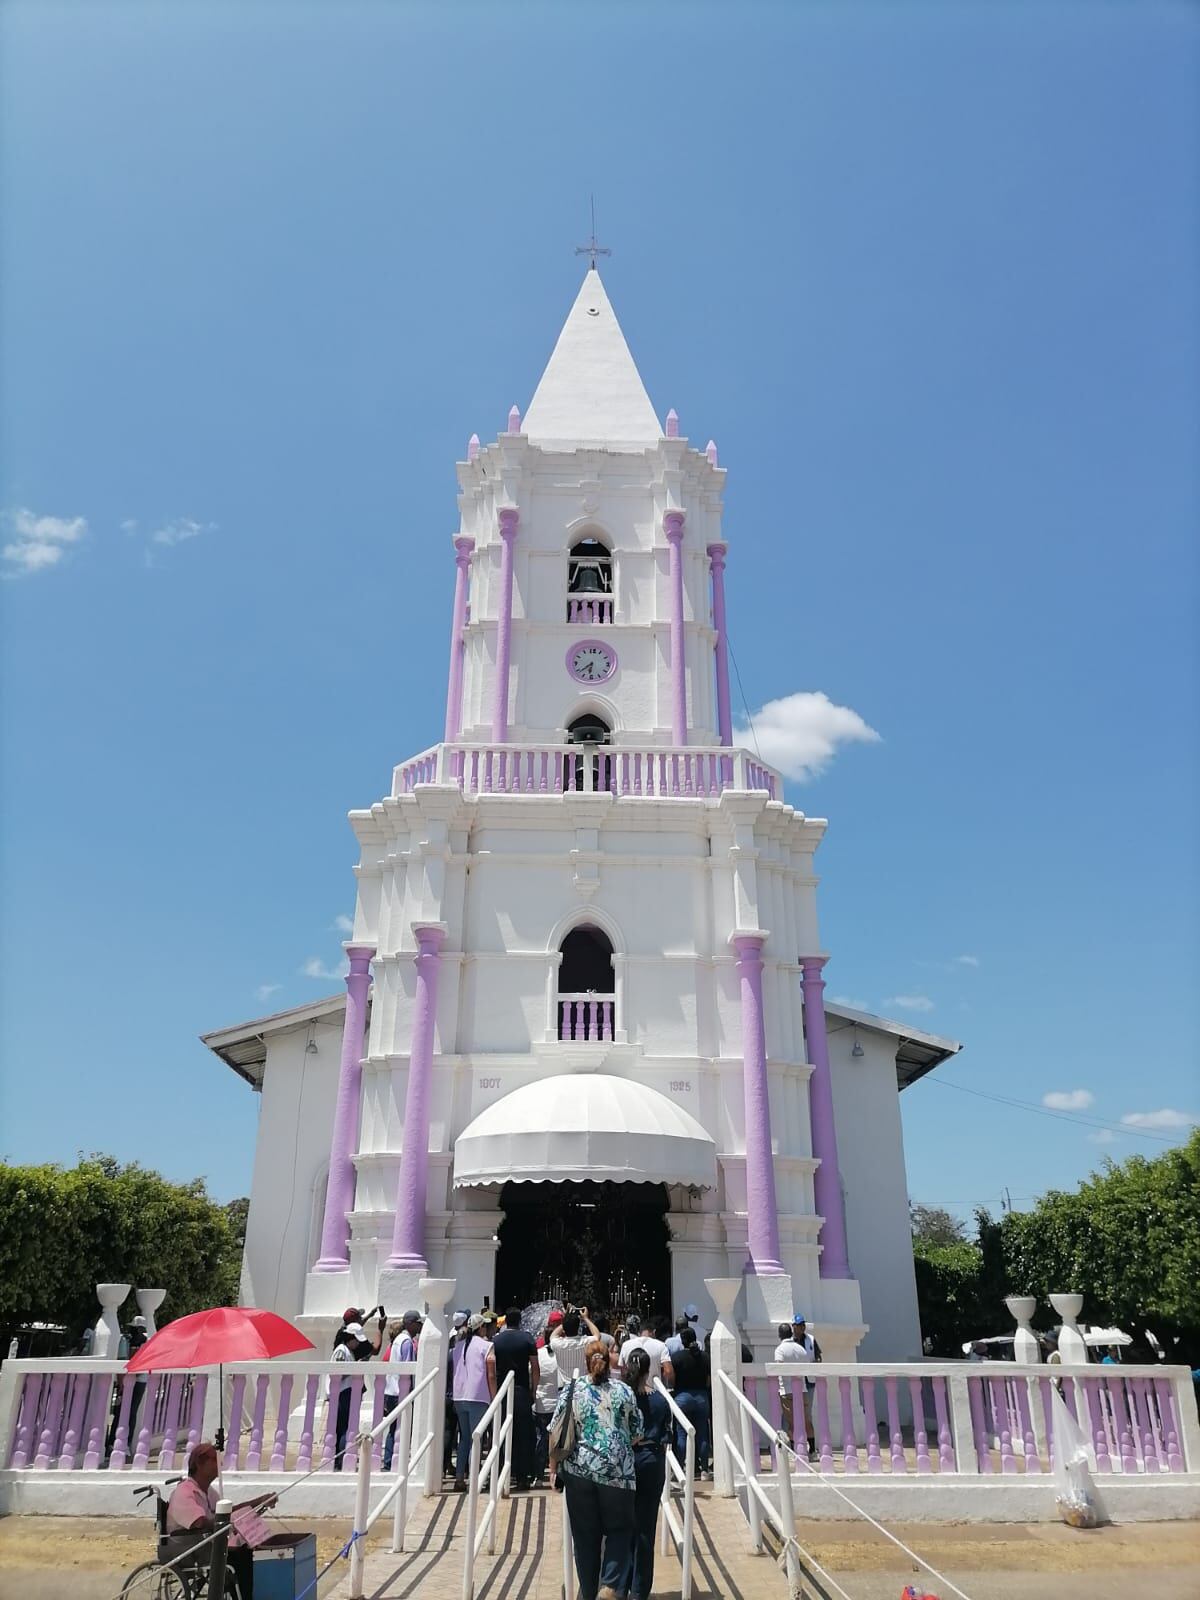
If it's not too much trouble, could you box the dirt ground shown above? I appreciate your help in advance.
[1,1512,1197,1600]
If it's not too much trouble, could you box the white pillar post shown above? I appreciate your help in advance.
[706,1276,742,1497]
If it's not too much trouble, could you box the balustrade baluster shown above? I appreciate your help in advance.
[1107,1376,1138,1473]
[932,1377,956,1472]
[884,1376,904,1472]
[539,751,549,792]
[223,1375,247,1472]
[34,1374,66,1469]
[814,1378,835,1471]
[370,1376,385,1470]
[966,1378,991,1472]
[839,1377,859,1471]
[1038,1377,1055,1468]
[265,1374,292,1471]
[588,999,599,1040]
[10,1374,42,1469]
[908,1378,931,1473]
[1131,1379,1159,1472]
[1154,1378,1184,1472]
[573,1001,583,1041]
[860,1376,882,1472]
[186,1375,208,1458]
[991,1378,1017,1473]
[81,1376,110,1470]
[484,750,494,792]
[158,1375,186,1470]
[321,1379,339,1469]
[1083,1378,1111,1472]
[1014,1377,1039,1473]
[130,1382,157,1471]
[107,1379,134,1471]
[57,1373,89,1469]
[297,1376,318,1472]
[342,1377,365,1474]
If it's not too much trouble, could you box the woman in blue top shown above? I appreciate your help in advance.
[622,1346,671,1600]
[549,1339,639,1600]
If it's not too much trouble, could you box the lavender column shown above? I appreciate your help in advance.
[491,507,519,742]
[443,535,474,743]
[313,946,375,1272]
[707,541,733,746]
[732,932,783,1274]
[386,924,446,1271]
[801,956,851,1278]
[664,511,688,745]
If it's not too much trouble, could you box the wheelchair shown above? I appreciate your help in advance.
[120,1480,242,1599]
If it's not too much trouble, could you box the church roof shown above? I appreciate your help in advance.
[825,1002,962,1090]
[522,269,662,450]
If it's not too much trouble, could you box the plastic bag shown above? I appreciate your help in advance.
[900,1588,939,1599]
[1050,1384,1099,1528]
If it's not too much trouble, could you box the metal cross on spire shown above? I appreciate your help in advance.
[574,196,611,271]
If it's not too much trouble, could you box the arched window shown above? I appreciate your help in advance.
[564,712,614,793]
[557,924,615,1041]
[567,538,613,624]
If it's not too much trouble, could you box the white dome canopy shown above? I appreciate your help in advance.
[452,1072,717,1190]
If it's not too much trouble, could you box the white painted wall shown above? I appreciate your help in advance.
[239,1018,342,1316]
[827,1022,924,1362]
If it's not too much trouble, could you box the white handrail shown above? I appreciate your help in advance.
[347,1368,439,1599]
[653,1377,695,1600]
[461,1369,514,1600]
[716,1369,803,1597]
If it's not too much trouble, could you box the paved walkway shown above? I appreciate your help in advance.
[329,1486,773,1600]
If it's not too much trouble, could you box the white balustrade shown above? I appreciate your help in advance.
[556,994,615,1043]
[392,742,779,801]
[566,597,613,624]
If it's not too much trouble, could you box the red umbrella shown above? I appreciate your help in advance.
[127,1308,313,1372]
[127,1307,314,1461]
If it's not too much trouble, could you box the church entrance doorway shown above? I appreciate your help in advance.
[494,1180,671,1320]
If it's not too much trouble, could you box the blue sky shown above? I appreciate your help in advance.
[2,1,1197,1220]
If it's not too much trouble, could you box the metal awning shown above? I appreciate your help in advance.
[453,1073,717,1190]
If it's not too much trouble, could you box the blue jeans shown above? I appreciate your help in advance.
[564,1474,635,1600]
[381,1393,400,1470]
[674,1389,710,1470]
[454,1400,487,1481]
[627,1455,665,1600]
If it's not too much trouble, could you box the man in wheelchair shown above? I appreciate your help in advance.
[164,1441,277,1599]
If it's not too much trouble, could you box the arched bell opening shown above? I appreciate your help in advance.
[557,923,615,1041]
[567,537,613,624]
[564,713,615,793]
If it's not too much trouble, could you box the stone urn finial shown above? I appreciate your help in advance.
[135,1288,166,1335]
[93,1284,131,1360]
[1005,1295,1040,1365]
[1049,1292,1088,1364]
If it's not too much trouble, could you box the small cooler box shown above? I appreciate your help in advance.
[252,1533,318,1600]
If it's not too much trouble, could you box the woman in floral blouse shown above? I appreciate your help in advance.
[550,1338,640,1600]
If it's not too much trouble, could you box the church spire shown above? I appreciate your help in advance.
[522,271,662,449]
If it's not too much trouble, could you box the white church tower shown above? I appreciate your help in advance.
[284,265,868,1355]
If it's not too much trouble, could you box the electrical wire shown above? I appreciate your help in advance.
[726,634,763,760]
[921,1076,1178,1143]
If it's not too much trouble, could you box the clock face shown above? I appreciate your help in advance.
[567,640,617,684]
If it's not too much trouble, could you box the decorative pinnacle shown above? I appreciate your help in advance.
[665,409,679,438]
[467,433,480,461]
[507,405,521,434]
[706,439,719,466]
[574,194,612,271]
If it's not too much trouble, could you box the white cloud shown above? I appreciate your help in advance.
[255,983,282,1002]
[954,954,980,968]
[301,956,346,981]
[333,914,354,934]
[1087,1129,1117,1145]
[829,994,870,1012]
[150,517,213,547]
[1121,1108,1198,1131]
[732,691,880,782]
[1042,1089,1095,1112]
[886,994,935,1013]
[2,508,88,576]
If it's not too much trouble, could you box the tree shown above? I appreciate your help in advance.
[909,1203,967,1247]
[0,1155,248,1341]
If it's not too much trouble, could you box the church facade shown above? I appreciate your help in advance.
[205,269,960,1360]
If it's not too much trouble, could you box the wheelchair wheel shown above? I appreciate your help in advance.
[121,1560,194,1599]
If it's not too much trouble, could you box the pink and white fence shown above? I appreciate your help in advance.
[394,742,779,801]
[557,993,616,1043]
[566,597,613,625]
[2,1358,415,1477]
[740,1361,1197,1477]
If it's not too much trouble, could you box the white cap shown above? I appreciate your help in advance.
[684,1304,699,1319]
[345,1322,366,1339]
